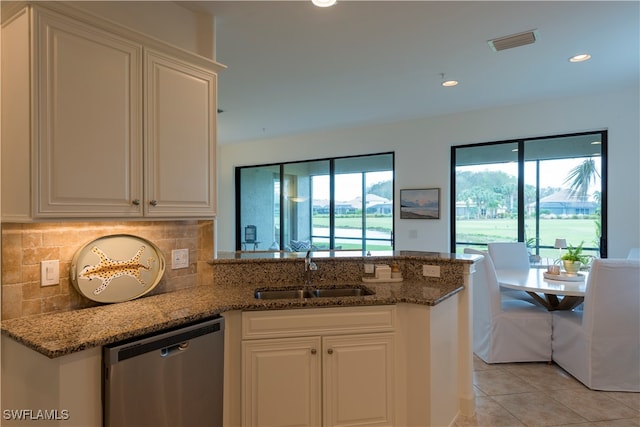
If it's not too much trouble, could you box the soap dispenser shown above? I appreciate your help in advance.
[391,262,402,279]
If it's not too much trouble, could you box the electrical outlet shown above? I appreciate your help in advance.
[422,264,440,278]
[171,249,189,269]
[41,260,60,286]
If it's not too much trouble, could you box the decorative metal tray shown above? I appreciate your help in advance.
[70,234,165,303]
[543,271,585,282]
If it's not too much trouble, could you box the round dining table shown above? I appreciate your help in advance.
[495,268,588,310]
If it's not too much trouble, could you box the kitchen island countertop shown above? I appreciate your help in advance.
[1,278,464,358]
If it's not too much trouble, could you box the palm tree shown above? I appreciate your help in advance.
[565,158,601,255]
[564,158,599,201]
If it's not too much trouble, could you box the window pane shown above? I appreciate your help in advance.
[239,165,280,251]
[454,142,519,247]
[364,170,394,251]
[283,160,329,251]
[524,135,602,261]
[334,155,394,251]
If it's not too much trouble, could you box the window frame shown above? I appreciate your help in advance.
[235,152,395,252]
[450,130,608,257]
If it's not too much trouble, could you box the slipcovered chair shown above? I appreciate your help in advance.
[552,258,640,391]
[627,247,640,259]
[487,242,531,270]
[485,242,538,304]
[465,248,552,363]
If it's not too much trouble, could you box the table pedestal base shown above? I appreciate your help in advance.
[527,292,584,311]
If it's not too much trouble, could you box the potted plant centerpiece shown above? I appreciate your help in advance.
[560,241,588,275]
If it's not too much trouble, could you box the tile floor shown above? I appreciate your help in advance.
[454,355,640,427]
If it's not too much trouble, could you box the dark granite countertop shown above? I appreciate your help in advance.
[1,278,464,358]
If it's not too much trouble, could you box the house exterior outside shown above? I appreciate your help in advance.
[532,189,598,217]
[313,194,392,215]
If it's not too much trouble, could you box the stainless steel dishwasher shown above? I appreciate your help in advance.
[103,316,224,427]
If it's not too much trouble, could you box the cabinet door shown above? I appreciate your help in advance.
[144,50,217,217]
[242,337,322,427]
[323,333,396,427]
[35,9,143,217]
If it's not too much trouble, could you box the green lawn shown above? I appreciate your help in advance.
[312,215,392,231]
[313,215,600,256]
[456,218,600,257]
[314,216,597,245]
[456,218,598,245]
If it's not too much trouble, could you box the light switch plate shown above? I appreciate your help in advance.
[171,249,189,269]
[41,260,60,286]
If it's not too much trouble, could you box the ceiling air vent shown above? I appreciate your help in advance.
[488,30,538,52]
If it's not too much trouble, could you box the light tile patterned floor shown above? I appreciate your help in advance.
[455,355,640,427]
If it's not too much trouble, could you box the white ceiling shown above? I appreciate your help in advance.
[180,1,639,145]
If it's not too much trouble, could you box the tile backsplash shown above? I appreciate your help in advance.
[1,220,214,320]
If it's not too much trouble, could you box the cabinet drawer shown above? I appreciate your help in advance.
[242,306,396,339]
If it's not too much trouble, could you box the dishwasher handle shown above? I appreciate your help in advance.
[160,341,189,357]
[104,317,224,365]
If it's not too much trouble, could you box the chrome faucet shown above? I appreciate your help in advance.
[304,249,318,286]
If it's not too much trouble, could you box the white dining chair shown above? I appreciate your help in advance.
[465,248,552,363]
[487,242,531,270]
[478,244,538,305]
[552,258,640,391]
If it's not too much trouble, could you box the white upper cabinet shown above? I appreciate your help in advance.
[35,8,144,218]
[144,50,217,217]
[1,4,222,221]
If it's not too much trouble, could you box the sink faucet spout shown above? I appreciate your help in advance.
[305,249,318,286]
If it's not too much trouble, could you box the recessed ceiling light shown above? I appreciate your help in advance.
[312,0,336,7]
[439,73,458,87]
[569,53,591,63]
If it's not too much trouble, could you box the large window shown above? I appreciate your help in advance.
[451,131,607,261]
[236,152,394,252]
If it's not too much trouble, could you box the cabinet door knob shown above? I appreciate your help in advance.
[310,348,317,355]
[150,200,158,206]
[132,199,141,205]
[327,348,333,355]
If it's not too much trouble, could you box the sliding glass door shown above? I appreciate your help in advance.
[237,152,394,252]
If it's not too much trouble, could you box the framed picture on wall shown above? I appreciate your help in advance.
[400,188,440,219]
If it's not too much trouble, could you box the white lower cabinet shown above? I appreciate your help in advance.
[322,334,395,427]
[242,337,322,427]
[240,306,396,427]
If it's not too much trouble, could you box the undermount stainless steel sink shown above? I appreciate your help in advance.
[255,286,374,300]
[254,289,314,300]
[312,287,373,297]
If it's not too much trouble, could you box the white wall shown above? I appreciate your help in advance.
[218,86,640,257]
